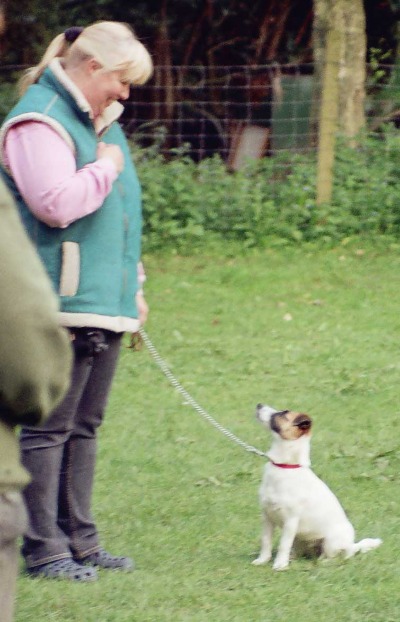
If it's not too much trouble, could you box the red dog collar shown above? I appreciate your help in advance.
[271,460,302,469]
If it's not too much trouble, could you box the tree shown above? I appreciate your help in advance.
[313,0,366,138]
[315,0,369,205]
[315,1,341,205]
[1,0,314,67]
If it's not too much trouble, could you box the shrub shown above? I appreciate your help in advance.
[0,81,18,125]
[133,129,400,253]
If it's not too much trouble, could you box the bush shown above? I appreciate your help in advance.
[133,129,400,253]
[0,81,18,125]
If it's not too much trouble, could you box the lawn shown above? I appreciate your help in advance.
[16,242,400,621]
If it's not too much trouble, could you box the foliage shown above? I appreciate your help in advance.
[2,0,62,64]
[2,0,313,66]
[133,131,400,253]
[368,47,394,86]
[0,79,18,122]
[3,1,399,68]
[15,245,400,622]
[366,53,400,129]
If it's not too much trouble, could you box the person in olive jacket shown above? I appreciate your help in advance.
[0,177,72,622]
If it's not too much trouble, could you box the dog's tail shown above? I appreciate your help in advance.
[346,538,382,558]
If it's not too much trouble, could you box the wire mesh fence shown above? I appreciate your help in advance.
[1,61,399,168]
[0,61,399,248]
[120,63,318,167]
[118,62,399,167]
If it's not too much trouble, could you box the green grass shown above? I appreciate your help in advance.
[16,241,400,621]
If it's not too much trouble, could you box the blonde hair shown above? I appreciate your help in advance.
[19,21,153,95]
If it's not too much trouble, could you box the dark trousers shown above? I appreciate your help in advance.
[20,331,122,569]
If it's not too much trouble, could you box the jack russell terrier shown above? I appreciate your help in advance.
[253,404,382,570]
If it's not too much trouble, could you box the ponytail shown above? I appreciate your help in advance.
[18,33,70,95]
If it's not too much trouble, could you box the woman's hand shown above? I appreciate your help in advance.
[97,142,124,173]
[136,291,149,326]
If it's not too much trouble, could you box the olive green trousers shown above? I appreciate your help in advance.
[0,492,28,622]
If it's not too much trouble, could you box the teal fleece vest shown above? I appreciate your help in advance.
[1,64,142,333]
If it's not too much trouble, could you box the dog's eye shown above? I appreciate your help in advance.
[295,419,311,430]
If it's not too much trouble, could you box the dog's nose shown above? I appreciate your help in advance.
[256,403,264,410]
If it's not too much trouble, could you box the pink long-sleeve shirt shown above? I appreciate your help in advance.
[4,120,146,286]
[4,120,118,228]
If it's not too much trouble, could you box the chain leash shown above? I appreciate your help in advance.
[138,328,268,459]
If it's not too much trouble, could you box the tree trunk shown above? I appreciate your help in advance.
[339,0,366,137]
[153,0,174,123]
[313,0,366,138]
[316,8,341,205]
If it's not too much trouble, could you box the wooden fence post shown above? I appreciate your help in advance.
[316,18,341,205]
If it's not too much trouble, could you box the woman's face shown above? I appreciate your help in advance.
[86,68,130,119]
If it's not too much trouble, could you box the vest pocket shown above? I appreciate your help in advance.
[59,241,80,297]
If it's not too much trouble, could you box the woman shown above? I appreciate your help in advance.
[0,21,153,582]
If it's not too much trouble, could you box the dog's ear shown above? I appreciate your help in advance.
[294,414,312,431]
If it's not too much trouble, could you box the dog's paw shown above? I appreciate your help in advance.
[272,558,289,571]
[252,555,271,566]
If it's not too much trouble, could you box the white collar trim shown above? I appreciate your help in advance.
[49,58,124,133]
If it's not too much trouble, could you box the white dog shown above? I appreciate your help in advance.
[253,404,382,571]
